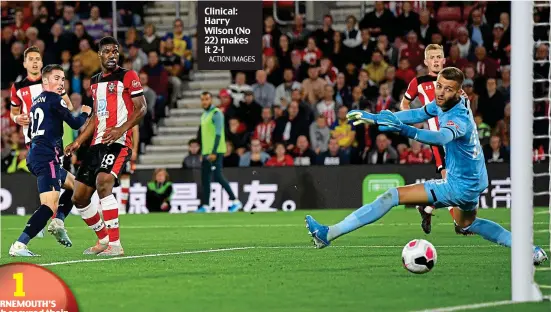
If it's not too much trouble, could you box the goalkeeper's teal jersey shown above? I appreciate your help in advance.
[425,98,488,197]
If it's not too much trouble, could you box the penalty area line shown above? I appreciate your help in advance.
[412,296,551,312]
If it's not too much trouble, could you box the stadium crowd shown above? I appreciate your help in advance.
[1,1,549,173]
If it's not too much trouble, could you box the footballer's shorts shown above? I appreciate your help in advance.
[427,116,446,173]
[27,159,62,194]
[423,179,480,212]
[76,143,132,188]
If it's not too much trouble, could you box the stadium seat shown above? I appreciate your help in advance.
[436,6,462,22]
[438,21,461,40]
[463,6,474,21]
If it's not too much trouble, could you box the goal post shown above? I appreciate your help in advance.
[510,0,543,302]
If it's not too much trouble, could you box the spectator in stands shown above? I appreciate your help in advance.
[318,137,350,166]
[474,46,498,78]
[127,43,147,72]
[364,50,389,84]
[4,42,25,85]
[74,39,100,77]
[291,49,307,82]
[140,23,161,55]
[139,72,157,117]
[396,1,419,38]
[302,37,323,66]
[275,68,301,109]
[24,27,39,49]
[483,135,510,163]
[499,12,511,47]
[302,64,327,106]
[342,15,361,53]
[382,66,406,102]
[331,30,344,71]
[266,142,294,167]
[358,69,378,101]
[475,113,492,146]
[310,115,330,154]
[373,83,397,113]
[265,55,282,86]
[32,5,54,42]
[276,34,292,70]
[334,72,352,107]
[160,38,183,106]
[534,43,550,81]
[479,78,506,129]
[287,15,310,50]
[455,27,476,62]
[493,103,511,149]
[223,141,240,168]
[273,101,308,150]
[238,91,262,133]
[73,22,95,54]
[142,50,169,115]
[313,14,334,57]
[468,8,492,47]
[463,79,479,114]
[446,45,469,71]
[431,32,450,57]
[229,71,252,105]
[400,31,425,69]
[182,139,201,169]
[60,50,72,73]
[415,9,438,46]
[330,106,356,155]
[2,27,16,63]
[399,139,432,164]
[239,138,270,167]
[56,5,78,33]
[366,134,398,164]
[146,169,173,212]
[252,70,276,108]
[218,89,237,120]
[43,23,70,65]
[395,58,416,85]
[161,18,192,71]
[497,66,511,103]
[12,9,30,42]
[34,39,45,56]
[356,29,375,69]
[376,34,398,67]
[253,107,276,151]
[486,23,508,65]
[263,16,281,53]
[227,118,249,155]
[360,1,396,40]
[316,84,338,126]
[83,6,111,42]
[123,27,140,52]
[350,86,369,111]
[67,59,84,95]
[292,135,316,166]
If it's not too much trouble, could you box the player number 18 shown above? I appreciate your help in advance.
[13,272,26,297]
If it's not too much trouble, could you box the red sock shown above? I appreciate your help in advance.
[120,187,129,211]
[448,208,455,219]
[101,195,120,245]
[78,203,108,240]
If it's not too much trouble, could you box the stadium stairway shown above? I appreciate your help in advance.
[138,70,231,169]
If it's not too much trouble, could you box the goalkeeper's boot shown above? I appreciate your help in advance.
[196,205,210,213]
[454,222,475,236]
[83,240,109,255]
[417,206,433,234]
[97,244,124,257]
[9,242,40,257]
[305,215,330,249]
[228,200,242,213]
[533,246,548,266]
[47,219,72,247]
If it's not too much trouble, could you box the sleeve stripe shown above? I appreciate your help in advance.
[131,89,144,95]
[10,101,19,107]
[424,106,437,117]
[404,92,413,101]
[442,126,456,139]
[130,91,144,98]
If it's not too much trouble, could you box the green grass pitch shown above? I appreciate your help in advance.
[1,208,550,311]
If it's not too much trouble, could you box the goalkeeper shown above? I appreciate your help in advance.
[305,67,548,265]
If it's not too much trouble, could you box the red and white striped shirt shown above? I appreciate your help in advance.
[90,67,143,148]
[10,76,43,144]
[253,120,276,149]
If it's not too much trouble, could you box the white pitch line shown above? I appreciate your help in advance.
[535,210,550,215]
[412,296,551,312]
[540,285,551,289]
[537,267,551,271]
[40,247,254,267]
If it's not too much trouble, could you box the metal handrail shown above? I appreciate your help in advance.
[273,1,301,26]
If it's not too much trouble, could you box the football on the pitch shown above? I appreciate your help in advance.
[401,239,437,274]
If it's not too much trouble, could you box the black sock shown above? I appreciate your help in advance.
[55,190,74,221]
[19,205,53,244]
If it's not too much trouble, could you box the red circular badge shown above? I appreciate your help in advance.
[0,263,78,312]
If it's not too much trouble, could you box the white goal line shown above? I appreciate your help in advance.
[411,295,551,312]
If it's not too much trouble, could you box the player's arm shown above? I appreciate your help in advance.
[65,111,96,155]
[399,126,455,146]
[9,84,29,126]
[400,78,418,110]
[60,91,74,111]
[393,102,438,124]
[132,124,139,161]
[54,97,91,130]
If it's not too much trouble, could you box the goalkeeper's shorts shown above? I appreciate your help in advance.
[423,179,480,211]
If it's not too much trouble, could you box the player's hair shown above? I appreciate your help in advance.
[41,64,64,78]
[98,36,119,50]
[439,67,464,87]
[424,44,444,59]
[201,91,212,98]
[23,46,41,60]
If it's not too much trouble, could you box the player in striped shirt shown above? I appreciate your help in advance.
[400,44,471,236]
[65,36,147,256]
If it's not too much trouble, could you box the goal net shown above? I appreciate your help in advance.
[511,0,550,302]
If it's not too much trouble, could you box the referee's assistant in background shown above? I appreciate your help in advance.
[197,91,242,213]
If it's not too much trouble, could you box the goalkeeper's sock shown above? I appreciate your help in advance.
[328,188,399,241]
[464,218,511,247]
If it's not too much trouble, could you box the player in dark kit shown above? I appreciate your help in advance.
[9,64,91,257]
[65,36,146,256]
